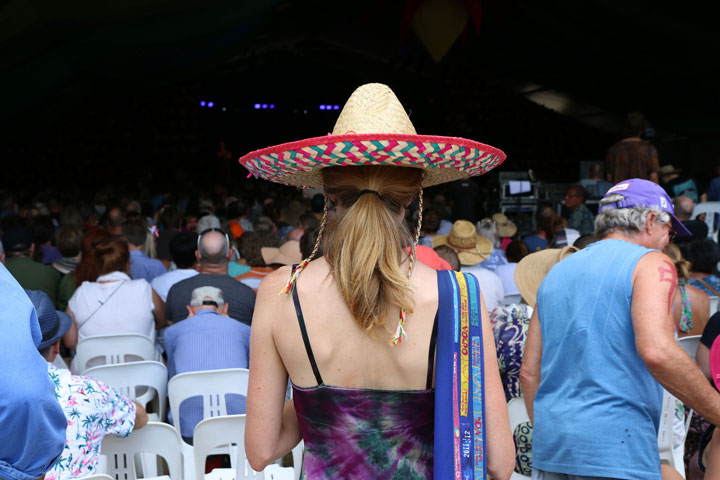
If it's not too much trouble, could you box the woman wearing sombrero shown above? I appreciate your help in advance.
[242,84,514,479]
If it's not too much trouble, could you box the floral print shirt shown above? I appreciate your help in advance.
[44,363,135,480]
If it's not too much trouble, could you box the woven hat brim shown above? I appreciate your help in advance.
[239,133,506,189]
[514,246,577,307]
[497,224,517,238]
[432,234,492,265]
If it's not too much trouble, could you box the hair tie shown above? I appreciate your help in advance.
[358,189,383,200]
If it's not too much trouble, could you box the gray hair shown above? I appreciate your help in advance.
[196,215,221,234]
[477,218,501,249]
[595,193,671,238]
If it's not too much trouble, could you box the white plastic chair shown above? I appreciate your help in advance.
[169,368,250,480]
[290,441,303,480]
[678,335,701,360]
[264,465,294,480]
[101,422,184,480]
[692,201,720,242]
[503,294,523,306]
[507,397,531,480]
[84,361,167,421]
[78,475,113,480]
[74,334,157,374]
[193,415,261,480]
[710,296,720,316]
[658,390,688,477]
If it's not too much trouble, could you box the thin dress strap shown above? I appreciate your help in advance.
[426,310,439,389]
[291,281,324,386]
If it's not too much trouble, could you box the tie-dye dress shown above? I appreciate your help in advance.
[291,286,436,479]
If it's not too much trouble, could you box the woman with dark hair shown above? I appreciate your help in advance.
[688,238,720,297]
[65,238,165,371]
[242,84,513,479]
[73,228,112,287]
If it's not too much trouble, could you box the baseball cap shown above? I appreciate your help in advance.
[599,178,691,237]
[25,290,73,351]
[190,286,225,307]
[2,226,33,252]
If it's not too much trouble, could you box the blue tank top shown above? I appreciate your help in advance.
[532,239,663,480]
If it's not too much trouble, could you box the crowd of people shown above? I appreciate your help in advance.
[4,84,720,480]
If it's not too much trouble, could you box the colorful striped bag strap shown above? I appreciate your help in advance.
[434,270,487,479]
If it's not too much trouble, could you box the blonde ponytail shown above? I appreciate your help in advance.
[322,165,423,333]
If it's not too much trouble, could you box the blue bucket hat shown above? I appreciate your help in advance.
[25,290,73,351]
[599,178,691,237]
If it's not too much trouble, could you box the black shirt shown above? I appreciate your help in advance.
[166,273,255,325]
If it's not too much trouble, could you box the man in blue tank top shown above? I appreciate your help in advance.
[520,178,720,480]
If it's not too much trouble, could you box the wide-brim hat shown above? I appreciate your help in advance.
[433,220,492,266]
[514,246,578,307]
[239,83,506,189]
[262,240,302,266]
[25,290,72,351]
[659,164,682,176]
[492,213,517,238]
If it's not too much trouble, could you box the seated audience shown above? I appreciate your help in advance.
[166,228,255,325]
[494,240,529,299]
[151,232,199,302]
[3,225,61,305]
[492,213,517,250]
[665,242,710,337]
[523,204,554,252]
[419,208,442,248]
[687,239,720,297]
[433,245,460,271]
[123,220,166,282]
[28,289,148,480]
[32,215,62,265]
[235,231,281,291]
[67,238,165,370]
[164,286,250,440]
[477,218,509,272]
[52,227,83,311]
[434,220,504,312]
[156,206,181,269]
[564,185,595,235]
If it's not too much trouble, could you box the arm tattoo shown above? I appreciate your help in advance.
[658,260,678,316]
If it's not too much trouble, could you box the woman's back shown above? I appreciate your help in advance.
[674,282,710,337]
[267,258,438,479]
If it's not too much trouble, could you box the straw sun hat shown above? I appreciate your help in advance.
[491,213,517,238]
[239,83,506,188]
[514,246,578,307]
[432,220,492,266]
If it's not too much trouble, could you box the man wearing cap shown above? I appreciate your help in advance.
[0,268,67,480]
[164,286,250,439]
[27,289,148,480]
[165,228,255,324]
[521,178,720,480]
[3,225,62,305]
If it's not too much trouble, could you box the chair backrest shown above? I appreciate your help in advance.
[503,294,523,306]
[264,465,294,480]
[193,415,261,480]
[168,368,250,429]
[692,201,720,241]
[678,335,702,360]
[507,396,531,433]
[75,334,157,374]
[77,475,113,480]
[102,422,183,480]
[84,361,167,420]
[711,296,720,316]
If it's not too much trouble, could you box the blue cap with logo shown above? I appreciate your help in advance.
[599,178,691,237]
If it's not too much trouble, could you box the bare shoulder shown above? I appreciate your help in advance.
[635,251,674,276]
[257,266,294,297]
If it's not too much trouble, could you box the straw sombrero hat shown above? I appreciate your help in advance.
[514,246,577,307]
[432,220,492,266]
[492,213,517,238]
[239,83,506,188]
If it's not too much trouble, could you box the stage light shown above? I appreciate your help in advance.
[254,103,261,109]
[319,105,326,110]
[333,105,340,110]
[325,105,332,110]
[270,104,275,109]
[261,104,268,109]
[200,101,207,107]
[208,102,214,108]
[222,107,226,112]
